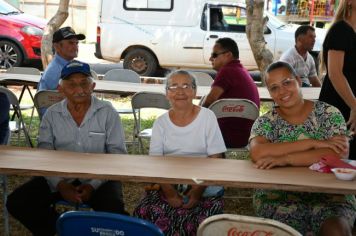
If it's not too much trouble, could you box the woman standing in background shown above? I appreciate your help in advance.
[319,0,356,159]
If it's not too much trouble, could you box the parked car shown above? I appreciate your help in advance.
[95,0,326,76]
[0,0,46,69]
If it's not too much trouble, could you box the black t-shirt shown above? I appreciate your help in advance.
[319,20,356,119]
[319,20,356,160]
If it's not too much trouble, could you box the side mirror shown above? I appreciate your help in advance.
[264,26,271,34]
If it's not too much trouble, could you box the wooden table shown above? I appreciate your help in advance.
[0,73,321,101]
[0,146,354,195]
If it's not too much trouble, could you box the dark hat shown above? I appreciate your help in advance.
[52,26,85,43]
[60,60,91,80]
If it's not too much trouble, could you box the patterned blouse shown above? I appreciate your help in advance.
[250,101,347,143]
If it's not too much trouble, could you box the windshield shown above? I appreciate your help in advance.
[265,11,287,28]
[0,0,21,14]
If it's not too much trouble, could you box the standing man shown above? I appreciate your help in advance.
[202,37,260,148]
[279,25,321,87]
[38,26,85,91]
[7,61,128,236]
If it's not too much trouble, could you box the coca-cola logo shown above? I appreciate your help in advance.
[222,105,245,113]
[227,227,274,236]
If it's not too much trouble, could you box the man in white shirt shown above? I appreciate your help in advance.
[280,25,321,87]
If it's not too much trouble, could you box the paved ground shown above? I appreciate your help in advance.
[77,43,123,75]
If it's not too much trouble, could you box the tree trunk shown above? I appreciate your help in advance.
[245,0,273,85]
[41,0,70,69]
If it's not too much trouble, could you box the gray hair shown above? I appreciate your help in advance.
[59,75,94,86]
[165,70,197,90]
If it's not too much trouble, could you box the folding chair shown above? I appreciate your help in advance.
[33,90,65,121]
[208,99,259,152]
[0,86,33,147]
[103,69,142,145]
[131,91,171,153]
[57,211,164,236]
[6,67,41,131]
[190,71,214,86]
[102,68,141,113]
[197,214,301,236]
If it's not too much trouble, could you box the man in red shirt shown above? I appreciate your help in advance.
[202,37,260,148]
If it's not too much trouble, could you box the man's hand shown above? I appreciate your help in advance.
[57,181,81,203]
[254,156,289,169]
[76,184,94,202]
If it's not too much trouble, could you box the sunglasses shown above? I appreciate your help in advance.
[211,51,228,58]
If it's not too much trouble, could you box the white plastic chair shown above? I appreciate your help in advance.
[197,214,302,236]
[191,71,214,86]
[208,99,259,152]
[33,90,65,121]
[0,86,32,147]
[131,91,171,153]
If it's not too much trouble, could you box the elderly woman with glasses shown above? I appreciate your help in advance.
[133,70,226,236]
[249,61,356,236]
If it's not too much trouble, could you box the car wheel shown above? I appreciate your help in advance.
[0,40,23,69]
[123,48,157,76]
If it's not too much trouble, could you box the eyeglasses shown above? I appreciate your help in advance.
[268,78,296,94]
[166,84,195,92]
[210,51,228,58]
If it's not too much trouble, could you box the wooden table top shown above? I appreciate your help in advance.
[0,146,354,194]
[0,73,321,101]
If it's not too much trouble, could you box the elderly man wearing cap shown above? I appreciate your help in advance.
[7,60,128,236]
[38,26,85,91]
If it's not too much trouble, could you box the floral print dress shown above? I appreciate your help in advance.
[249,101,356,235]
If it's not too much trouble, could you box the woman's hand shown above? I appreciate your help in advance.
[160,184,183,208]
[312,136,349,154]
[165,194,183,208]
[254,156,289,169]
[347,108,356,133]
[183,186,205,209]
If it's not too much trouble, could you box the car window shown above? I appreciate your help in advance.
[0,0,20,14]
[209,6,246,33]
[209,5,274,34]
[124,0,173,11]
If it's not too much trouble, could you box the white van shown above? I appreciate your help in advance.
[95,0,325,76]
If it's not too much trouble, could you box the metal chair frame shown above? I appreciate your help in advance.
[0,86,33,147]
[103,69,142,145]
[131,91,171,153]
[6,67,41,132]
